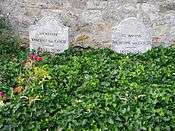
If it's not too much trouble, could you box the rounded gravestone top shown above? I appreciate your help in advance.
[112,17,152,54]
[29,15,69,53]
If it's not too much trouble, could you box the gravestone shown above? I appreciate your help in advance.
[29,15,69,53]
[112,17,152,54]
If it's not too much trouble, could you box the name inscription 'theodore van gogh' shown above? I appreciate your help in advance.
[112,17,152,54]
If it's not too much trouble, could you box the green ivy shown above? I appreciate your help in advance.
[0,18,175,130]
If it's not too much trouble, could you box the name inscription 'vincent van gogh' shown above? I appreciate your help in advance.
[29,15,69,53]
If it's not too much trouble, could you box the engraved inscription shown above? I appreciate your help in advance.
[29,15,69,53]
[112,17,152,54]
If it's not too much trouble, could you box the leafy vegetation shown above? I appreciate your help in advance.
[0,17,175,130]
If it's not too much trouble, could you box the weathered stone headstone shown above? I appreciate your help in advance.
[112,17,152,54]
[2,0,175,48]
[29,15,69,53]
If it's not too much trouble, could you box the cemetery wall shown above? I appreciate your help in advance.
[0,0,175,48]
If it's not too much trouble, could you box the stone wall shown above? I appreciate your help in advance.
[0,0,175,48]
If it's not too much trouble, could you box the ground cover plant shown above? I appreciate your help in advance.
[0,18,175,130]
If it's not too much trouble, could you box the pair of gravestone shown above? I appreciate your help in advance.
[29,15,152,54]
